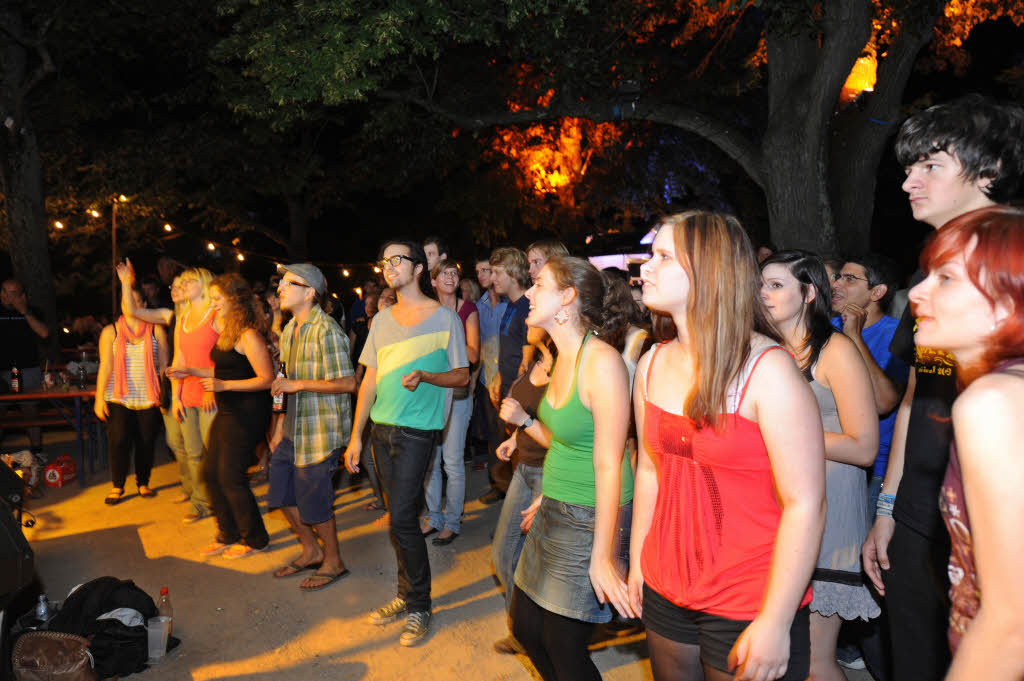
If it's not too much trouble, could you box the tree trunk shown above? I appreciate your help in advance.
[0,10,58,361]
[830,1,943,255]
[761,0,872,255]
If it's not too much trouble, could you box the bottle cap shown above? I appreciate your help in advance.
[160,587,169,595]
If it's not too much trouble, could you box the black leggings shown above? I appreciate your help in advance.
[106,403,162,488]
[510,586,600,681]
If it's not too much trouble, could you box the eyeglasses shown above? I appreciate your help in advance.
[438,271,459,280]
[279,279,310,289]
[378,254,417,270]
[835,273,870,285]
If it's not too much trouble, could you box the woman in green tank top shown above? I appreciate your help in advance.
[506,255,635,681]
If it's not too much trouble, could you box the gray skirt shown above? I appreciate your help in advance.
[513,496,631,624]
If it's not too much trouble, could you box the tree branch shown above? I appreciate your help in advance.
[377,90,765,188]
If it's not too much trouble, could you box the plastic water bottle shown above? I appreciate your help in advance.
[158,586,173,634]
[272,363,286,413]
[35,594,50,622]
[10,364,20,393]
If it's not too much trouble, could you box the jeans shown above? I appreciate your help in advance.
[480,384,513,494]
[424,394,471,532]
[371,423,438,612]
[492,463,544,611]
[162,409,189,495]
[180,405,216,515]
[106,403,162,488]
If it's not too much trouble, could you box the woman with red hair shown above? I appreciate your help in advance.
[908,205,1024,681]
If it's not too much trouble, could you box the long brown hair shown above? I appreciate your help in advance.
[652,211,780,429]
[211,273,268,350]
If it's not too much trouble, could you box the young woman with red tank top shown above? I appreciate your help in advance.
[629,212,826,681]
[907,206,1024,681]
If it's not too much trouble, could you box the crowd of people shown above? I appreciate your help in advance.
[4,93,1023,680]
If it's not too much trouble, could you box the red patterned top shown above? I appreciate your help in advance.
[939,442,976,653]
[640,343,814,620]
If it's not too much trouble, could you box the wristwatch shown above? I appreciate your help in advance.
[522,415,534,428]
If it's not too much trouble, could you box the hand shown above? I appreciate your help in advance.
[343,438,362,473]
[589,557,636,619]
[862,515,895,594]
[166,366,192,379]
[840,303,868,339]
[171,399,186,423]
[94,399,109,422]
[199,377,225,392]
[499,397,527,426]
[269,431,283,454]
[627,565,644,618]
[272,377,301,396]
[201,391,217,412]
[496,434,517,462]
[10,291,27,315]
[401,370,424,391]
[115,259,136,286]
[728,614,791,681]
[489,375,501,409]
[520,495,542,533]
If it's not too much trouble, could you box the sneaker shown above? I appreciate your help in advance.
[836,644,866,670]
[368,597,408,626]
[400,611,431,647]
[182,510,210,524]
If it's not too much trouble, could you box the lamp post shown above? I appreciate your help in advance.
[110,194,128,317]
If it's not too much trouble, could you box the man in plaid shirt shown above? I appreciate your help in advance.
[268,263,356,591]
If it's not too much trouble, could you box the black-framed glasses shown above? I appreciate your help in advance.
[836,273,870,285]
[378,254,417,269]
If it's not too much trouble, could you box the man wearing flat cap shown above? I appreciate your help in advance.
[268,263,356,591]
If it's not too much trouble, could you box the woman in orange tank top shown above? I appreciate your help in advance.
[629,211,826,681]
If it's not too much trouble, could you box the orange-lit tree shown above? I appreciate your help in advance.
[216,0,1022,254]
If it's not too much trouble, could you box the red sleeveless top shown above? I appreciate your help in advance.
[640,343,813,620]
[179,308,218,408]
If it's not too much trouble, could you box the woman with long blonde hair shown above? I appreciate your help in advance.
[630,211,826,681]
[172,273,274,559]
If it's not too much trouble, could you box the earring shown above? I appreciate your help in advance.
[554,308,569,326]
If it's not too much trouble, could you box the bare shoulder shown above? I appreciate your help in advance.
[954,370,1024,424]
[584,336,626,372]
[745,339,803,395]
[99,324,115,343]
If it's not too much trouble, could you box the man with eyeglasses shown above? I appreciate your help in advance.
[268,264,356,592]
[831,254,909,517]
[344,240,469,647]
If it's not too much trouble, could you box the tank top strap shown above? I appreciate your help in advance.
[568,330,592,393]
[644,341,669,401]
[733,344,785,413]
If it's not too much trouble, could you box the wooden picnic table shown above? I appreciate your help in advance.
[0,386,99,487]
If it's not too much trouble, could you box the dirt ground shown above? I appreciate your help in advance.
[15,433,871,681]
[16,435,650,681]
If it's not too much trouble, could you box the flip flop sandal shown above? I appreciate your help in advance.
[139,486,156,498]
[274,560,324,578]
[104,490,124,505]
[300,568,351,592]
[224,544,267,560]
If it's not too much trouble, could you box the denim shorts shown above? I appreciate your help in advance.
[642,584,811,679]
[513,496,631,624]
[267,438,338,525]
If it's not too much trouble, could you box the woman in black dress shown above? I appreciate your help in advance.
[173,273,274,559]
